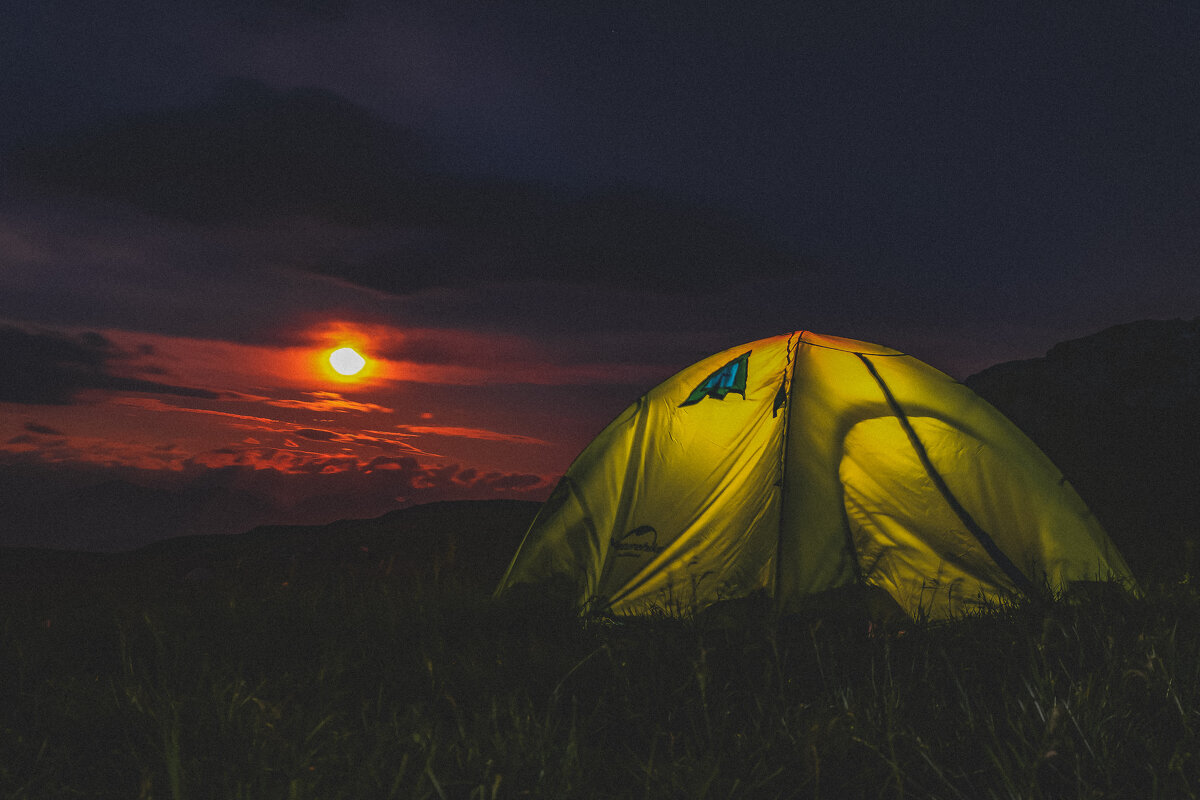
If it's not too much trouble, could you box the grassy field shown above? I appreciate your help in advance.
[2,550,1198,800]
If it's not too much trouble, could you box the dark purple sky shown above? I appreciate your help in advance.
[2,2,1199,549]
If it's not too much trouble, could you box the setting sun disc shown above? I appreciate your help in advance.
[329,347,367,376]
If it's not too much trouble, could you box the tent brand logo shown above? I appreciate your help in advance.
[612,525,665,557]
[680,351,750,406]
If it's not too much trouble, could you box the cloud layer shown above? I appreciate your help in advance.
[9,80,796,296]
[0,326,221,405]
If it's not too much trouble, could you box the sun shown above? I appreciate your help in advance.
[329,347,367,376]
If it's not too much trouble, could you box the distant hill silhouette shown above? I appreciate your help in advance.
[0,471,280,551]
[967,317,1200,579]
[0,499,540,599]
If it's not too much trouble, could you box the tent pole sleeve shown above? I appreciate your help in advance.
[856,354,1039,599]
[773,332,799,603]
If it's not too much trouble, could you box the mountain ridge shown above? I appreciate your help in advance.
[0,499,541,597]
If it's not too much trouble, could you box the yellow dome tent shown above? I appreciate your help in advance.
[496,332,1137,620]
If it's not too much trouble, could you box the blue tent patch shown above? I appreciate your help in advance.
[680,351,750,406]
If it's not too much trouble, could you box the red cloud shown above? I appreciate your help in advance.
[394,425,549,445]
[111,396,282,428]
[176,448,552,504]
[263,391,393,414]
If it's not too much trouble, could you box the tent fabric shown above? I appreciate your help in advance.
[495,331,1137,619]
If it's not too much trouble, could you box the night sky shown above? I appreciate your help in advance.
[2,3,1199,549]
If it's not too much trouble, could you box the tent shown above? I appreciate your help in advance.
[495,331,1137,620]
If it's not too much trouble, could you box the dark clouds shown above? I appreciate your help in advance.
[292,427,344,442]
[9,80,430,225]
[5,5,1199,349]
[6,79,796,296]
[24,422,65,437]
[0,326,221,405]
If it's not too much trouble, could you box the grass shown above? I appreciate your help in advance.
[2,565,1199,798]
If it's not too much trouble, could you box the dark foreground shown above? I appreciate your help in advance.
[2,552,1198,800]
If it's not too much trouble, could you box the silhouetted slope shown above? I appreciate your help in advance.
[967,318,1200,577]
[0,468,281,551]
[0,499,540,598]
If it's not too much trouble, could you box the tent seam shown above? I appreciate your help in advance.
[773,331,800,605]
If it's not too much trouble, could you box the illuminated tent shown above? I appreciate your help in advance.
[496,332,1136,620]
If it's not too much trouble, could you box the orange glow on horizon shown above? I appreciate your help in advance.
[315,346,375,384]
[302,321,392,386]
[97,320,673,400]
